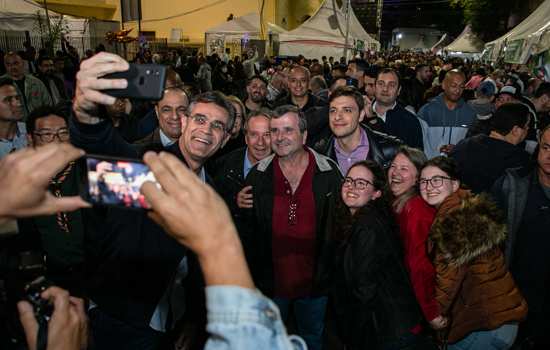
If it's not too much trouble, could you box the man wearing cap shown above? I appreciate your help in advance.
[468,80,496,116]
[495,84,522,109]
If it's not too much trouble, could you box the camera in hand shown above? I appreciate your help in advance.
[24,276,54,324]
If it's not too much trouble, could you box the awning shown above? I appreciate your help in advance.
[34,0,117,20]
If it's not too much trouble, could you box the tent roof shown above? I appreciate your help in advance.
[487,0,550,46]
[205,12,285,35]
[431,33,453,51]
[445,25,484,53]
[280,0,379,46]
[0,0,59,18]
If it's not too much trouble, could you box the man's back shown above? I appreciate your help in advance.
[451,134,530,193]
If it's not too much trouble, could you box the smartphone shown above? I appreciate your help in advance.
[85,154,158,209]
[104,64,166,100]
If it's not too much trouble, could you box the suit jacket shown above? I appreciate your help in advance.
[70,117,202,328]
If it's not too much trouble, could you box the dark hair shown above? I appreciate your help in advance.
[534,82,550,98]
[188,91,236,132]
[26,103,69,135]
[331,64,347,75]
[365,65,380,79]
[350,59,368,74]
[272,104,307,133]
[246,75,268,87]
[423,156,461,181]
[331,159,393,242]
[415,63,428,72]
[310,75,327,90]
[37,56,52,66]
[329,86,364,111]
[376,68,401,88]
[390,146,428,213]
[0,77,15,89]
[491,103,530,136]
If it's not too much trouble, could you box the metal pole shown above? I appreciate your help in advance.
[137,0,142,36]
[43,0,52,38]
[343,0,351,60]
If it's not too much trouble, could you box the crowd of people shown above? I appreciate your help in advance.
[0,40,549,350]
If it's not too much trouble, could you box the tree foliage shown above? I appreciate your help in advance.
[450,0,517,42]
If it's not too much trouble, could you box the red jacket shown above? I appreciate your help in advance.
[396,195,439,322]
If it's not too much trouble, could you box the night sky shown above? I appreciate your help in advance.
[380,0,464,44]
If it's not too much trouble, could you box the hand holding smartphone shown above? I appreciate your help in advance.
[104,64,167,100]
[85,155,158,209]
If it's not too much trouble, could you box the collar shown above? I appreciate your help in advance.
[159,129,176,147]
[256,146,337,173]
[334,127,368,156]
[243,148,254,177]
[0,122,26,142]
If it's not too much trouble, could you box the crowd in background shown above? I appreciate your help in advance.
[0,40,549,350]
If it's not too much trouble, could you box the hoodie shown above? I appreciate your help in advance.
[418,94,476,158]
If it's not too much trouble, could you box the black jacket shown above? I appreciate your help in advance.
[70,117,202,328]
[450,134,531,194]
[328,205,422,349]
[272,92,327,112]
[313,124,402,169]
[207,147,246,221]
[367,103,424,150]
[242,148,342,296]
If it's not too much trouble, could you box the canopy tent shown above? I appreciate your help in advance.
[485,0,550,63]
[0,0,62,32]
[278,0,380,60]
[444,25,484,57]
[205,12,286,56]
[0,0,119,55]
[431,33,453,54]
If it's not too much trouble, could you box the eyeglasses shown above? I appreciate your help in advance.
[189,114,227,133]
[342,177,374,191]
[418,176,453,190]
[33,129,70,143]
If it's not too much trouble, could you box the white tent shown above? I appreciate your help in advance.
[0,0,61,32]
[431,33,453,54]
[278,0,380,60]
[444,25,484,54]
[0,0,119,55]
[205,12,286,56]
[485,0,550,63]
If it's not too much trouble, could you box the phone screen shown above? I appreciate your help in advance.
[85,155,157,209]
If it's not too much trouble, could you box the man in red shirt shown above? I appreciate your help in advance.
[244,105,341,350]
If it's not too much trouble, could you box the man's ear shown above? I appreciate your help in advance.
[372,189,382,200]
[302,130,308,145]
[359,107,366,123]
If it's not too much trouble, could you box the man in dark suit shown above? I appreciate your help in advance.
[135,87,190,146]
[209,109,272,213]
[70,52,235,350]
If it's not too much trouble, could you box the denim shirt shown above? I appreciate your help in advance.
[205,286,307,350]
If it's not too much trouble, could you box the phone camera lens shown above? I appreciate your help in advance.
[146,69,151,75]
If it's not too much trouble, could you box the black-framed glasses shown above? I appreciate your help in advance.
[33,129,70,143]
[189,114,227,133]
[342,177,373,191]
[418,176,453,190]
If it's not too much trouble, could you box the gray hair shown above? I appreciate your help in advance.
[272,104,307,134]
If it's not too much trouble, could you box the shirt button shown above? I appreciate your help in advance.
[286,190,290,195]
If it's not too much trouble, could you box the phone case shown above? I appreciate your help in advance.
[104,64,167,100]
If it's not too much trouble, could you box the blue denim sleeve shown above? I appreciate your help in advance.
[204,286,307,350]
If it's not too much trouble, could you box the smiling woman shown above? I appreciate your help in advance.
[322,159,437,350]
[421,156,527,350]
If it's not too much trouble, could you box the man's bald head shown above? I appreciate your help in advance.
[442,69,466,103]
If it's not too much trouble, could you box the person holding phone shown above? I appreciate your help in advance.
[70,52,236,349]
[0,143,306,350]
